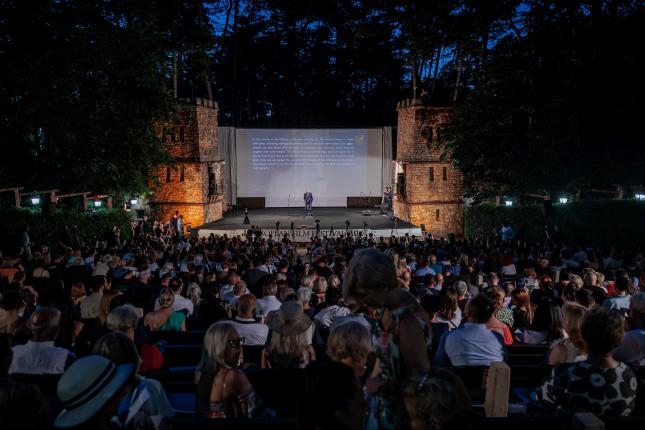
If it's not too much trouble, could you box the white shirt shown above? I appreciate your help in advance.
[154,293,194,316]
[230,317,269,346]
[10,341,74,375]
[256,296,282,316]
[314,305,351,328]
[433,322,505,367]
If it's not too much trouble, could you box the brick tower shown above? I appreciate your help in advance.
[149,98,226,230]
[393,99,464,238]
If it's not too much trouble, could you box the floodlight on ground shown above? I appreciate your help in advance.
[559,197,569,204]
[94,200,103,207]
[31,196,40,205]
[636,194,645,201]
[130,198,138,205]
[504,200,513,207]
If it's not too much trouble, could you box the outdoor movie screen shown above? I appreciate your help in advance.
[235,128,384,207]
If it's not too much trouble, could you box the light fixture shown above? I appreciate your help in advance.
[559,197,569,204]
[31,196,40,205]
[504,200,513,207]
[94,200,103,207]
[636,194,645,201]
[130,198,138,205]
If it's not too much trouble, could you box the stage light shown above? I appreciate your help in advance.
[31,196,40,205]
[504,200,513,207]
[94,200,103,207]
[636,194,645,201]
[559,197,569,204]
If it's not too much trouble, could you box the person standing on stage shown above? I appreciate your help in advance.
[385,187,393,213]
[304,191,313,216]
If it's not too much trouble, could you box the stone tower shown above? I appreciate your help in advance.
[149,98,226,230]
[394,99,464,238]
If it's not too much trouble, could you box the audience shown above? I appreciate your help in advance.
[2,220,645,427]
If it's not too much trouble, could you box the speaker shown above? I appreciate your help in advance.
[396,173,406,196]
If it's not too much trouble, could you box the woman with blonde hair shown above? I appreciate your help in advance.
[548,303,588,365]
[144,288,186,331]
[195,322,260,419]
[328,274,342,290]
[262,301,315,369]
[327,321,373,378]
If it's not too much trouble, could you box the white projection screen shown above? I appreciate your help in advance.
[235,128,385,207]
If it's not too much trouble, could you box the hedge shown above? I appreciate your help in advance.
[0,207,132,254]
[465,201,645,246]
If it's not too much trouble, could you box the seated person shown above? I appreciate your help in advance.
[536,307,638,417]
[144,288,186,332]
[10,307,76,375]
[326,320,373,378]
[0,334,50,430]
[93,332,175,429]
[613,292,645,365]
[432,294,506,367]
[403,368,472,430]
[195,322,262,419]
[230,294,269,346]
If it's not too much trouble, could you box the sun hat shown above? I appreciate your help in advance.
[55,355,135,428]
[269,301,312,336]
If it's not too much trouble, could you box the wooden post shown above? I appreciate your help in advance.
[484,361,510,417]
[107,197,113,209]
[14,189,20,208]
[495,195,501,206]
[571,412,604,430]
[82,196,88,211]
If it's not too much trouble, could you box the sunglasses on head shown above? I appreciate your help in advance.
[227,337,245,347]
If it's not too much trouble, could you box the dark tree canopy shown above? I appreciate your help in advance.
[1,0,643,197]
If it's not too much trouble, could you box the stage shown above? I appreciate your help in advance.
[195,207,421,241]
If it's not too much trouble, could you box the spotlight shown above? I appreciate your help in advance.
[559,197,569,204]
[504,200,513,207]
[130,198,138,205]
[636,194,645,201]
[31,196,40,205]
[94,200,103,207]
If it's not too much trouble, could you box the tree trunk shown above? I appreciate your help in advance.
[452,55,462,103]
[172,52,178,98]
[411,57,419,99]
[431,46,442,97]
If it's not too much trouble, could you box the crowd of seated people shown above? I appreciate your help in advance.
[0,225,645,429]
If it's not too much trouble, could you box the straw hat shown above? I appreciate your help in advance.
[55,355,135,428]
[269,301,312,336]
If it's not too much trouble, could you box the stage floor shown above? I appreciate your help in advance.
[195,207,421,241]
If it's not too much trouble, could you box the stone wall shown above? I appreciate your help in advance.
[394,99,464,238]
[149,99,226,229]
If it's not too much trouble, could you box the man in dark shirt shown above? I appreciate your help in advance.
[243,257,268,297]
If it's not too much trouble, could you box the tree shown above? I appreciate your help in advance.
[443,1,645,197]
[0,0,214,196]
